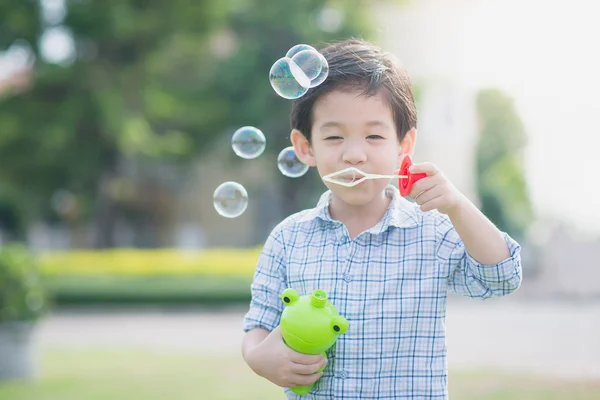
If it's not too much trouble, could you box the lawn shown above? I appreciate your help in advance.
[0,349,598,400]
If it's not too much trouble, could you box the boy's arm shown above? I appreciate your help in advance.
[406,162,521,299]
[241,227,287,372]
[435,200,522,299]
[241,228,327,387]
[242,228,288,333]
[242,328,270,372]
[447,197,510,265]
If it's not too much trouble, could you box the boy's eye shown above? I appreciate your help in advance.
[325,136,342,140]
[367,135,384,139]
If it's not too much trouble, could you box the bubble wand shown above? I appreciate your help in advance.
[322,156,427,196]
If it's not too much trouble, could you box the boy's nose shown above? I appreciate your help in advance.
[342,145,367,165]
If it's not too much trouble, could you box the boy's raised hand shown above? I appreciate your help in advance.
[408,162,467,215]
[246,325,327,389]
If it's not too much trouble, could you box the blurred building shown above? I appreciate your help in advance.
[521,220,600,298]
[374,0,480,201]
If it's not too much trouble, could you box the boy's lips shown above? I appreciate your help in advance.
[335,171,369,184]
[323,167,395,187]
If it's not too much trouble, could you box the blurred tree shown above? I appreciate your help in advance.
[0,182,26,241]
[475,88,534,240]
[0,0,378,247]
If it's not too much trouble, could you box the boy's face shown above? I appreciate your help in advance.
[292,88,416,207]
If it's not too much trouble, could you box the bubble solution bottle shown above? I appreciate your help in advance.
[280,288,349,395]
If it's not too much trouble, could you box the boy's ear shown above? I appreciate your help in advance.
[290,129,317,167]
[397,127,417,165]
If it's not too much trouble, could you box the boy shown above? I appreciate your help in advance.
[242,39,522,399]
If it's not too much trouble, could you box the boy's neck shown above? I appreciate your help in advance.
[329,191,392,239]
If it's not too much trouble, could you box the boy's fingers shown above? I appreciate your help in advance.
[410,178,436,197]
[413,185,443,205]
[409,162,438,175]
[291,359,326,375]
[290,372,323,387]
[420,194,445,212]
[290,352,325,365]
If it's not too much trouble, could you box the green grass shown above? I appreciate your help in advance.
[0,349,598,400]
[0,349,280,400]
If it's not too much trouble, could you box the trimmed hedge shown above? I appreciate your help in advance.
[45,275,253,306]
[38,248,262,306]
[39,247,262,277]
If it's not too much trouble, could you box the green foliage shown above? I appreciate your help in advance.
[0,1,376,241]
[0,183,26,240]
[475,88,534,240]
[45,275,251,306]
[0,1,41,51]
[0,243,49,323]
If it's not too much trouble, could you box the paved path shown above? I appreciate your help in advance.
[36,298,600,380]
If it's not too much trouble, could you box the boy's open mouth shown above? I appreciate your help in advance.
[337,173,360,183]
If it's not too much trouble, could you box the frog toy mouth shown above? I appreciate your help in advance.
[283,330,320,346]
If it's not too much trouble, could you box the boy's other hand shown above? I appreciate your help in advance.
[408,162,467,216]
[246,325,327,389]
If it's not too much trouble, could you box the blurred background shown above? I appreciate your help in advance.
[0,0,599,399]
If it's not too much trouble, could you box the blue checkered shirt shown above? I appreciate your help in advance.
[243,186,522,399]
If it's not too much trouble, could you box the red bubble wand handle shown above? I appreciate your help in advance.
[396,156,427,197]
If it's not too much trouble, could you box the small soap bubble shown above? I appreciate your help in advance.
[213,181,248,218]
[269,57,309,99]
[286,44,317,58]
[277,146,309,178]
[291,49,323,82]
[231,126,266,159]
[309,52,329,88]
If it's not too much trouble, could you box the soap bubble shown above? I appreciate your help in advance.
[308,52,329,88]
[269,57,309,99]
[231,126,266,159]
[213,181,248,218]
[270,44,329,99]
[277,146,309,178]
[286,44,329,88]
[286,44,317,58]
[291,49,323,82]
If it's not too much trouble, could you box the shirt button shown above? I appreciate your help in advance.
[339,370,347,379]
[344,274,353,283]
[340,236,348,244]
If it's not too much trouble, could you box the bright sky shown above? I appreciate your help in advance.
[460,0,600,235]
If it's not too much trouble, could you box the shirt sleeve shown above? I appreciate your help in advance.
[435,212,522,299]
[242,226,288,332]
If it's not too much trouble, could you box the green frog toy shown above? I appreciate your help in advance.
[280,288,349,395]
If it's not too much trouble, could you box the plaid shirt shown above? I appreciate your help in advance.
[243,185,522,399]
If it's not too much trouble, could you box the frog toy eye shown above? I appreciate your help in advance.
[331,315,348,334]
[281,288,299,306]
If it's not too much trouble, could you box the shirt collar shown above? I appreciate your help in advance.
[297,185,419,231]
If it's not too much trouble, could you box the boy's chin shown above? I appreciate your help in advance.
[330,184,386,206]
